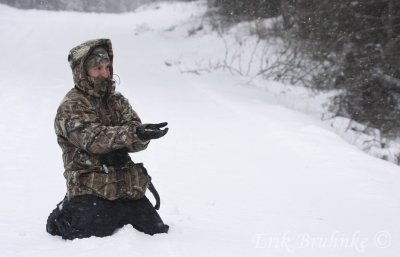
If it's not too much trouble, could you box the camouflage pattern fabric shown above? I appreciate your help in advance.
[56,38,150,200]
[84,47,110,70]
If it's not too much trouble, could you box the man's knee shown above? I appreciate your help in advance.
[46,195,121,240]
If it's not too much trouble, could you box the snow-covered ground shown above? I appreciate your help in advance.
[0,1,399,257]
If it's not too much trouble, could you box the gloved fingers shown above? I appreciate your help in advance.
[137,127,168,141]
[150,128,168,139]
[144,122,168,130]
[160,127,168,137]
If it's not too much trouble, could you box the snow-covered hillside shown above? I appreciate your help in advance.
[0,1,399,257]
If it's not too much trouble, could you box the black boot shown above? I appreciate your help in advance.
[46,200,64,236]
[120,196,169,235]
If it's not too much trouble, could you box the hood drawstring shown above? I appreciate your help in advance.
[113,74,121,85]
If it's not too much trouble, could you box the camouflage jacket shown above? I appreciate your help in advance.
[55,39,150,200]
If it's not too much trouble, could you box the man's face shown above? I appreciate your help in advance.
[87,61,111,79]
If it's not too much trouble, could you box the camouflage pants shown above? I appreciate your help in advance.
[46,195,169,240]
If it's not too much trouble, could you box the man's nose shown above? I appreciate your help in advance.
[99,69,109,78]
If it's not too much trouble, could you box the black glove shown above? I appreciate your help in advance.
[136,122,169,141]
[142,122,168,130]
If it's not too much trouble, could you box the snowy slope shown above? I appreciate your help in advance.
[0,1,399,257]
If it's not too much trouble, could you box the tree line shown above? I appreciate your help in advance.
[0,0,158,12]
[208,0,400,137]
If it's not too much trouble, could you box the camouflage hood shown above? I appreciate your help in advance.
[68,38,115,98]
